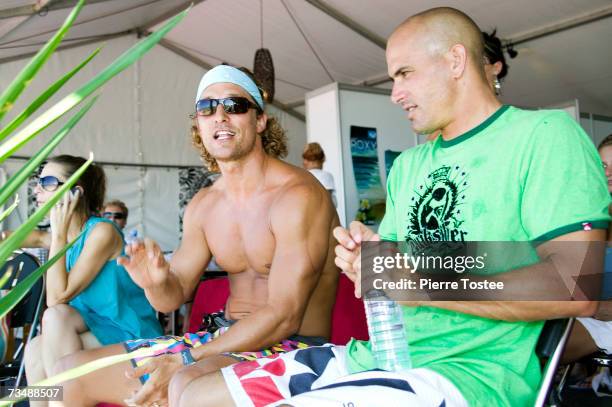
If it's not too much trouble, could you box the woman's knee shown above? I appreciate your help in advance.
[24,335,42,357]
[24,335,43,367]
[42,304,78,330]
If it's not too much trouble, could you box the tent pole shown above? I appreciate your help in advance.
[0,30,132,64]
[0,0,116,19]
[303,0,386,49]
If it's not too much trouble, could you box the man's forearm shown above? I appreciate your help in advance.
[1,230,50,249]
[391,237,604,320]
[144,272,186,313]
[402,300,598,322]
[190,306,299,361]
[595,300,612,320]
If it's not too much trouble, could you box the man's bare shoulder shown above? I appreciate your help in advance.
[271,160,326,199]
[268,159,333,220]
[184,183,223,219]
[268,158,321,185]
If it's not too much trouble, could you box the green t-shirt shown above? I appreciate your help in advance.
[346,105,611,406]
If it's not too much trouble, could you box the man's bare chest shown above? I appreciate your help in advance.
[201,203,275,274]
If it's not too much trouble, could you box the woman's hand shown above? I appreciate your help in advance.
[50,188,80,239]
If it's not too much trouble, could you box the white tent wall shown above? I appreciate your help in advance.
[581,114,612,148]
[338,86,416,229]
[306,83,416,227]
[0,160,29,232]
[0,34,306,250]
[0,35,306,164]
[141,167,181,250]
[1,36,145,163]
[305,84,345,223]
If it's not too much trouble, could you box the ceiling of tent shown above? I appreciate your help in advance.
[1,0,611,118]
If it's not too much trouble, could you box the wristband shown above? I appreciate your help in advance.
[180,348,196,366]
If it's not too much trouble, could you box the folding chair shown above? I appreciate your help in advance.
[534,318,575,407]
[554,346,612,403]
[0,250,45,388]
[187,273,369,344]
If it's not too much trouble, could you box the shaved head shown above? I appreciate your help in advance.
[390,7,484,69]
[386,7,501,138]
[385,7,497,136]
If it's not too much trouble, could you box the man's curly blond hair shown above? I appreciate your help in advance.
[190,66,288,172]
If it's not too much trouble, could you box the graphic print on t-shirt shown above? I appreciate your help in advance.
[407,165,468,242]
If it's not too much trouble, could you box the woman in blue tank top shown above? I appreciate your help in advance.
[23,155,162,384]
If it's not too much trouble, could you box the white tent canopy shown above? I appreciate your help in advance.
[2,0,612,118]
[1,0,611,249]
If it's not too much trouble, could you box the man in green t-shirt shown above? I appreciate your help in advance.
[332,7,609,407]
[177,7,609,407]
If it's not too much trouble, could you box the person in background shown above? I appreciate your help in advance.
[302,142,336,206]
[598,134,612,205]
[22,156,162,402]
[102,199,128,231]
[482,29,508,96]
[563,134,612,364]
[103,199,141,244]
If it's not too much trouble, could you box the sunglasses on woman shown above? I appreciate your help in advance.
[37,175,64,192]
[195,97,260,116]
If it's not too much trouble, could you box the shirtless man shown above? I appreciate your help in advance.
[54,65,339,407]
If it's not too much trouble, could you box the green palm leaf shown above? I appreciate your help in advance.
[0,154,93,267]
[0,195,19,224]
[0,268,12,289]
[0,96,98,208]
[0,7,189,163]
[0,48,101,143]
[0,0,84,121]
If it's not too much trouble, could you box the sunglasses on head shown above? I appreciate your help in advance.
[37,175,64,192]
[195,97,260,117]
[102,212,125,220]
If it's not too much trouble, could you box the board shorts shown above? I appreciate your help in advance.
[123,313,327,383]
[220,344,468,407]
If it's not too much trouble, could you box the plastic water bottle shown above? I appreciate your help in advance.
[364,289,412,371]
[125,229,139,245]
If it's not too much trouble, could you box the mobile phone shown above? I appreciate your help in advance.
[69,187,80,202]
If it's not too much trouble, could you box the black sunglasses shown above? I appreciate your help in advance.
[195,97,260,117]
[37,175,64,192]
[103,212,126,220]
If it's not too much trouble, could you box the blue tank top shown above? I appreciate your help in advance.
[67,217,162,345]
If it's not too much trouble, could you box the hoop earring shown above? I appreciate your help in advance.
[494,77,501,95]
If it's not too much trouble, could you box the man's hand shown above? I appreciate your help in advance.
[118,238,169,290]
[124,352,183,407]
[333,221,379,298]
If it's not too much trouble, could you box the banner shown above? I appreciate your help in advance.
[350,126,385,225]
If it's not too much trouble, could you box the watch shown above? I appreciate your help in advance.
[180,348,196,366]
